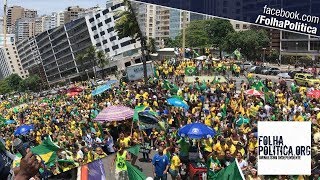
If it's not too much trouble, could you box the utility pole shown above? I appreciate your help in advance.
[181,10,186,59]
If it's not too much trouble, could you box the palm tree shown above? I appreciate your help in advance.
[76,53,87,80]
[86,46,97,80]
[114,0,148,85]
[148,38,157,53]
[96,50,109,79]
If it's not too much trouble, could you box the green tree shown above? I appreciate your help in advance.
[96,50,109,79]
[223,29,269,61]
[26,75,41,91]
[86,46,97,80]
[76,52,87,80]
[115,0,148,84]
[148,38,157,53]
[6,74,22,91]
[266,49,280,63]
[0,79,11,94]
[175,20,209,48]
[205,19,235,59]
[163,37,180,48]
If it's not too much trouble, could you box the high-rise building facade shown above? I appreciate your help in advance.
[0,34,28,79]
[134,2,190,47]
[15,18,35,41]
[64,6,85,23]
[17,2,141,85]
[6,6,25,33]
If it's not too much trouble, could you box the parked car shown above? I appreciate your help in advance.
[264,67,281,75]
[241,62,253,70]
[254,66,268,74]
[294,73,320,87]
[248,66,257,73]
[288,70,307,79]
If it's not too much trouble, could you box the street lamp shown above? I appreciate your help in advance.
[85,69,89,80]
[262,48,266,63]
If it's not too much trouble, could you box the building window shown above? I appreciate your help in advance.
[103,39,108,44]
[105,48,110,53]
[92,26,97,31]
[18,63,21,66]
[120,40,131,47]
[11,65,14,68]
[10,61,12,63]
[107,27,114,33]
[98,22,103,27]
[7,53,9,55]
[12,69,15,72]
[100,31,105,36]
[95,13,100,19]
[19,68,22,70]
[89,18,94,23]
[236,24,240,29]
[102,9,109,15]
[22,76,24,78]
[243,24,248,29]
[16,55,18,58]
[105,18,111,24]
[94,34,99,39]
[112,45,119,50]
[110,36,116,41]
[8,57,11,59]
[96,42,101,47]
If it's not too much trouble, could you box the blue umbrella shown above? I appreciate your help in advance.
[167,98,189,110]
[178,123,216,139]
[5,120,16,125]
[14,125,34,136]
[92,84,111,96]
[105,79,117,86]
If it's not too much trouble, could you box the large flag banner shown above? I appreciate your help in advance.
[13,136,60,167]
[77,159,106,180]
[233,49,242,60]
[212,160,245,180]
[126,161,146,180]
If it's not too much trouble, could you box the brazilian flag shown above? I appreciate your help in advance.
[13,136,60,168]
[185,66,197,76]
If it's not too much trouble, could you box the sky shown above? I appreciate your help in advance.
[0,0,108,16]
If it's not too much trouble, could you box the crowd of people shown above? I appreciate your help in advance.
[0,56,319,180]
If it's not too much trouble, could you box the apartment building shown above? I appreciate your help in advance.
[64,6,86,23]
[0,34,28,79]
[134,2,190,47]
[14,18,36,41]
[17,2,141,85]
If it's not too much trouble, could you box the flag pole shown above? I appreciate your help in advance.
[235,159,246,180]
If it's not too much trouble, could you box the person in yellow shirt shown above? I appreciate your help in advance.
[213,138,228,159]
[226,139,236,155]
[204,111,212,127]
[118,133,131,148]
[248,135,258,153]
[169,147,182,180]
[293,112,304,121]
[202,138,213,159]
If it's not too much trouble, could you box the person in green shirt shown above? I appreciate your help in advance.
[112,143,131,180]
[176,137,190,163]
[206,151,222,179]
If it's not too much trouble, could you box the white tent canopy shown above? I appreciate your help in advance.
[195,56,220,61]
